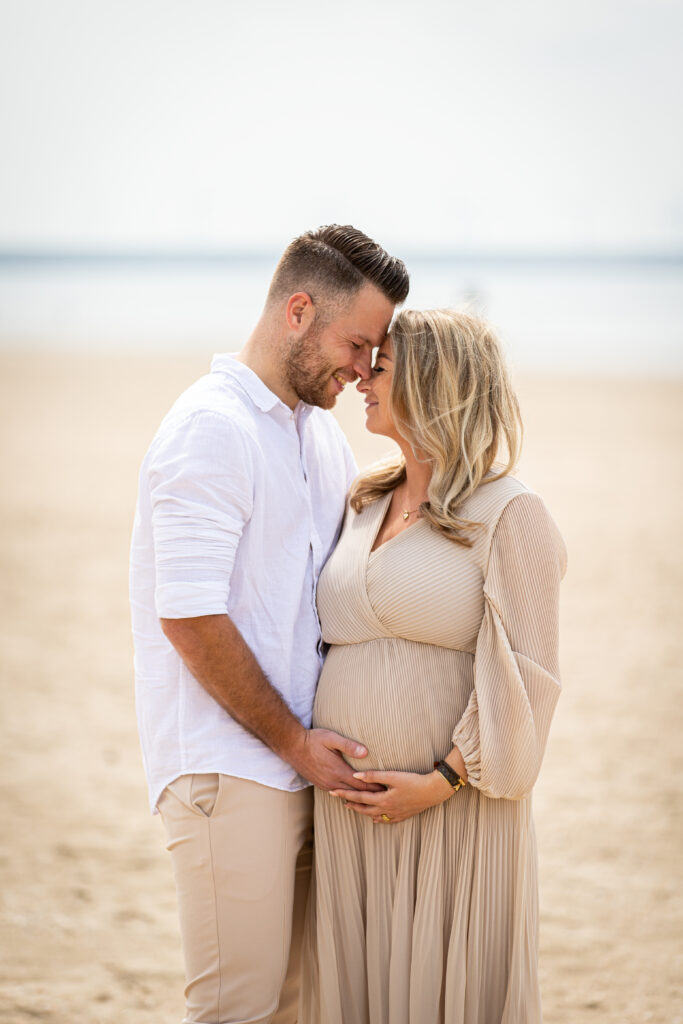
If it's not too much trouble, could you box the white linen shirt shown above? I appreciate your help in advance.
[130,354,357,812]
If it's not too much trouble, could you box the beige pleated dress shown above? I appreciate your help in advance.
[300,475,567,1024]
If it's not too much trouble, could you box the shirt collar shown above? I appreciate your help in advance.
[295,402,314,427]
[211,353,286,414]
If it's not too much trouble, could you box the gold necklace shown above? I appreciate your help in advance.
[397,484,426,521]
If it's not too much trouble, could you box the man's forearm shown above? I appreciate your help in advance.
[160,613,375,792]
[161,613,305,759]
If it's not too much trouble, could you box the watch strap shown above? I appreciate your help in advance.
[434,759,466,791]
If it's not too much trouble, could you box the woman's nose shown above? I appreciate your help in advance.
[356,375,371,394]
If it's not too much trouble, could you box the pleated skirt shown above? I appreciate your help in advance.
[300,639,543,1024]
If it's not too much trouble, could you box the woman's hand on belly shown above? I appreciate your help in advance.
[331,766,457,824]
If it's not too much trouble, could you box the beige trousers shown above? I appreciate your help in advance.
[158,773,313,1024]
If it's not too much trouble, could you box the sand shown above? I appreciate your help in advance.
[0,352,681,1024]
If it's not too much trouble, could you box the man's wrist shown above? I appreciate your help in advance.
[272,721,309,767]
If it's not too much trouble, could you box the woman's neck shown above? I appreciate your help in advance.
[398,439,432,506]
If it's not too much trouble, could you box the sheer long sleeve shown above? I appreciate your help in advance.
[451,491,567,800]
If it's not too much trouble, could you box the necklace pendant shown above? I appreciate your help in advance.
[402,510,410,521]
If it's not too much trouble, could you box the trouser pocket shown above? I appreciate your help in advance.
[189,773,220,817]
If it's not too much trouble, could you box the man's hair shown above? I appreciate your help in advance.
[266,224,409,312]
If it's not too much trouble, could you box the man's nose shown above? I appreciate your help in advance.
[353,346,373,381]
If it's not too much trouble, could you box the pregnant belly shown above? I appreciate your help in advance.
[313,638,474,774]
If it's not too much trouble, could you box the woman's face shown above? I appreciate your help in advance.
[357,336,399,440]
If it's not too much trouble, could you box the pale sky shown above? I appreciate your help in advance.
[1,0,681,252]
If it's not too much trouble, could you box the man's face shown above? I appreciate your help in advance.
[284,284,395,409]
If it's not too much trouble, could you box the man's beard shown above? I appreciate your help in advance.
[283,323,338,409]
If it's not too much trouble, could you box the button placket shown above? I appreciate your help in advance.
[294,405,329,657]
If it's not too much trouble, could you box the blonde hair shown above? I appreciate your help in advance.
[350,308,523,546]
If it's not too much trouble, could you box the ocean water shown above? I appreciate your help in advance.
[0,257,681,375]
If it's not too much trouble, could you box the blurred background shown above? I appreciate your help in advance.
[1,0,682,371]
[1,1,681,1022]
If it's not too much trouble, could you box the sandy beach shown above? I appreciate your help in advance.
[0,352,681,1024]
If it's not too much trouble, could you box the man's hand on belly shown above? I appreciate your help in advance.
[160,613,381,792]
[284,728,385,793]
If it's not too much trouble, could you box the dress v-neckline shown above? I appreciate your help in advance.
[368,491,426,557]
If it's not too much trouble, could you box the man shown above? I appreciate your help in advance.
[130,225,409,1024]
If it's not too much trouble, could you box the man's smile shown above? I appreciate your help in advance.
[332,371,356,391]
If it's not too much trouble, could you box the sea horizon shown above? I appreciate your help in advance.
[1,247,682,268]
[1,251,681,376]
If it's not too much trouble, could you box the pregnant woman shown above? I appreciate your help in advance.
[300,309,567,1024]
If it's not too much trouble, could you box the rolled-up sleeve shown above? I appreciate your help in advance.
[148,411,254,618]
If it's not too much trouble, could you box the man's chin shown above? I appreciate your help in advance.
[314,378,341,410]
[325,373,351,408]
[289,370,341,409]
[295,386,336,410]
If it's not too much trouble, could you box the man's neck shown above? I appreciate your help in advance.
[236,327,299,410]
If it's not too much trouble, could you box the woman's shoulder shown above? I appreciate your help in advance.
[462,472,531,525]
[465,475,567,576]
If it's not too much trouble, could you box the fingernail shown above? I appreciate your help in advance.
[355,746,366,756]
[353,772,365,779]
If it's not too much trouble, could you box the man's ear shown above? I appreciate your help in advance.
[285,292,315,333]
